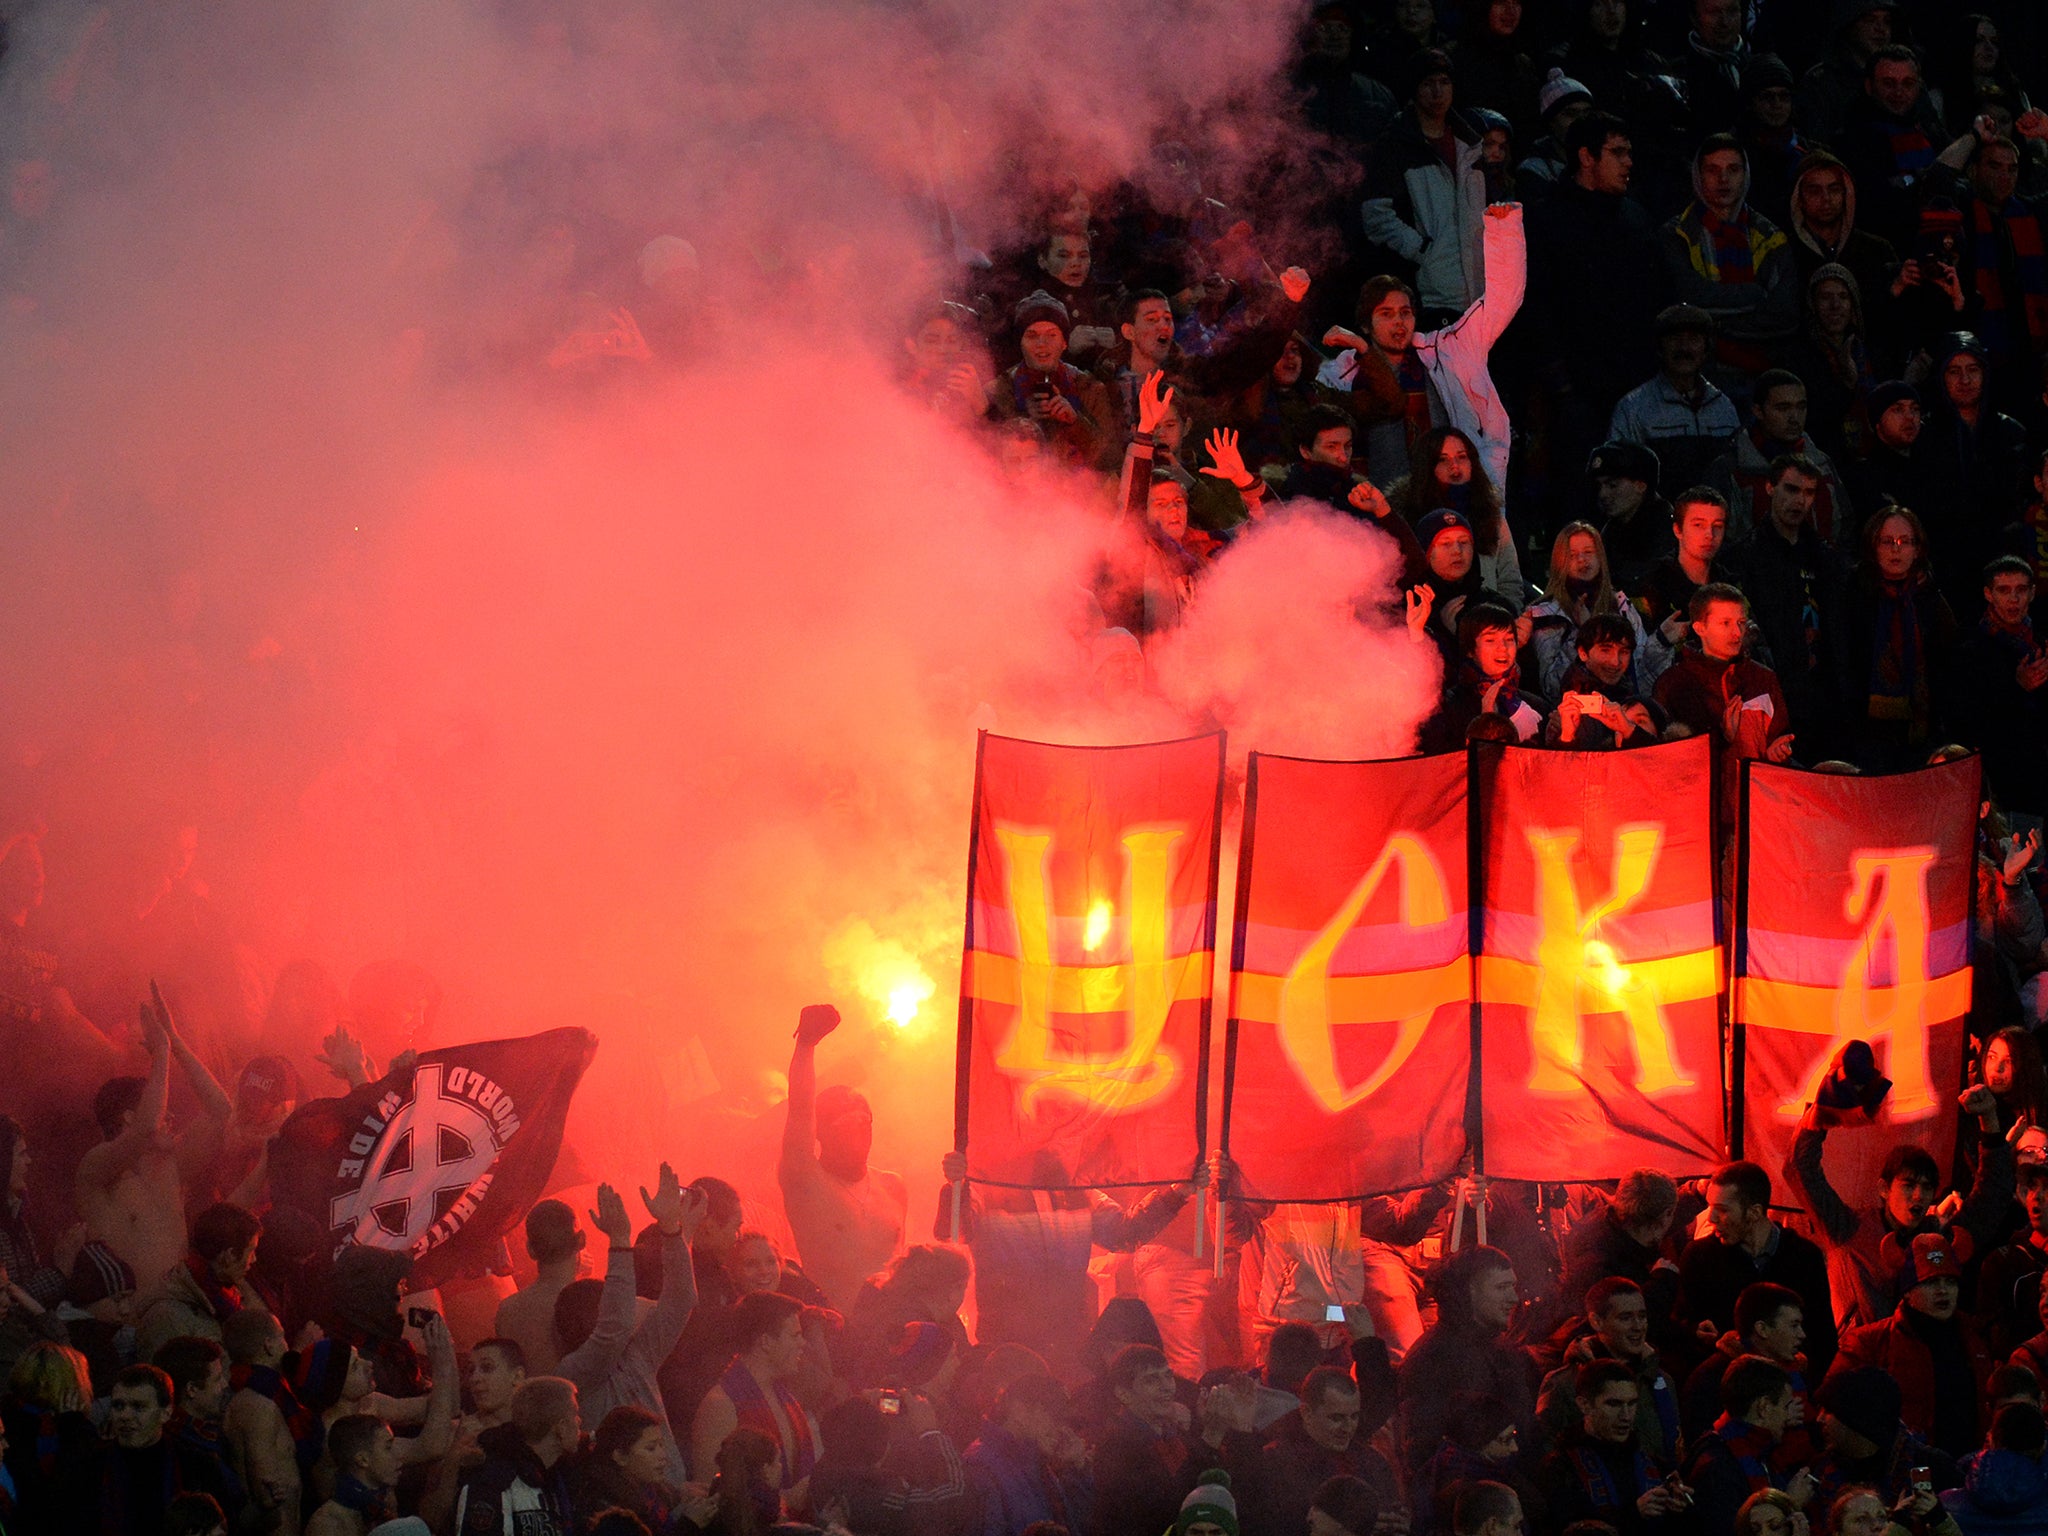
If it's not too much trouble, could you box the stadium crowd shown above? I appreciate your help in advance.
[10,2,2048,1536]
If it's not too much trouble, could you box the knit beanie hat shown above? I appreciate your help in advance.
[1866,380,1921,421]
[1311,1475,1383,1536]
[1538,68,1591,120]
[1176,1471,1239,1536]
[1014,289,1071,337]
[1416,507,1474,549]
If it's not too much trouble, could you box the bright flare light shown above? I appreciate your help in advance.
[1083,899,1113,952]
[885,982,927,1027]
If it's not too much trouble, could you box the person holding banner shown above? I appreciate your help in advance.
[936,1148,1194,1380]
[1788,1083,2013,1332]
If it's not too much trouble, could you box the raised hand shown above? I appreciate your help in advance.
[795,1004,841,1046]
[1766,733,1797,763]
[941,1150,968,1184]
[590,1183,631,1247]
[1200,428,1251,486]
[1322,325,1368,353]
[1347,479,1391,518]
[1405,585,1433,637]
[2018,108,2048,142]
[2004,828,2041,883]
[1278,266,1311,303]
[1137,371,1176,435]
[319,1026,372,1086]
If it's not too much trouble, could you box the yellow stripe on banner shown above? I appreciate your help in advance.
[1734,970,1972,1033]
[1475,948,1723,1007]
[1233,956,1471,1025]
[963,949,1212,1011]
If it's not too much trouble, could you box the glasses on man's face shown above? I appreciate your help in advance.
[1877,536,1919,551]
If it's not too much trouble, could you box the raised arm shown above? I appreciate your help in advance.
[1786,1113,1860,1246]
[626,1164,704,1375]
[1955,1084,2017,1251]
[1462,203,1526,352]
[396,1313,461,1466]
[555,1183,639,1392]
[80,996,171,1189]
[781,1005,839,1180]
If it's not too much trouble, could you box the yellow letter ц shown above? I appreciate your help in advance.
[989,824,1189,1115]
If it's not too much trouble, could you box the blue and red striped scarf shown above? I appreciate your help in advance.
[1880,121,1936,180]
[1566,1441,1656,1515]
[720,1359,818,1488]
[1708,1413,1779,1492]
[1700,208,1758,283]
[1970,197,2048,354]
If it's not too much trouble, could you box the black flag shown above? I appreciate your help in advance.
[270,1028,596,1288]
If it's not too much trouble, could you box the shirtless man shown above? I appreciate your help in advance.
[77,982,232,1289]
[776,1003,907,1311]
[223,1309,308,1536]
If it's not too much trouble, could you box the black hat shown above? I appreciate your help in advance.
[1587,441,1659,485]
[1654,303,1715,339]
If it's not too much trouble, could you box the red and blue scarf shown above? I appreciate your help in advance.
[719,1360,818,1488]
[1971,197,2048,355]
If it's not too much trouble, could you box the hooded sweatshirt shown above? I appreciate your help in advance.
[1942,1447,2048,1534]
[1662,142,1798,370]
[1786,151,1901,315]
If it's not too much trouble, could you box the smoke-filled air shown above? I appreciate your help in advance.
[0,0,1437,1238]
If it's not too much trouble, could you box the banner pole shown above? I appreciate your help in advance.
[950,730,991,1244]
[1211,747,1257,1278]
[1729,759,1755,1160]
[1465,744,1488,1181]
[1193,733,1228,1264]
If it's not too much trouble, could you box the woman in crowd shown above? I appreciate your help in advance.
[1522,522,1651,697]
[1392,427,1525,609]
[1841,506,1957,772]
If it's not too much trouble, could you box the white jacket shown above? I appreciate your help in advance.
[1318,203,1526,496]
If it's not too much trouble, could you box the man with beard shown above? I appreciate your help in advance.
[1609,307,1741,495]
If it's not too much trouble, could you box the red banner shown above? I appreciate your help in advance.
[956,732,1223,1187]
[1735,758,1979,1203]
[1475,738,1726,1180]
[1224,752,1470,1199]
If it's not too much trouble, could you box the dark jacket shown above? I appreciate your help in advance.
[1725,521,1851,738]
[1958,616,2048,812]
[456,1423,574,1536]
[1248,1412,1401,1536]
[1541,1426,1678,1536]
[1525,181,1669,415]
[1398,1317,1536,1471]
[1673,1225,1838,1380]
[963,1421,1091,1536]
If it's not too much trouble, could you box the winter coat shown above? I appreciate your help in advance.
[1361,109,1488,314]
[1944,1447,2048,1535]
[1320,203,1526,495]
